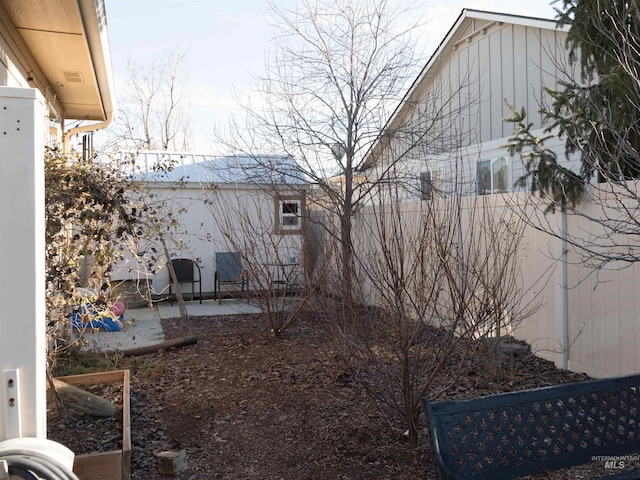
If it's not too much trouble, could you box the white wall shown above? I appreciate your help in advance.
[112,182,305,298]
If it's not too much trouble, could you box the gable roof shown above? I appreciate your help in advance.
[411,9,563,104]
[361,9,568,170]
[127,151,307,186]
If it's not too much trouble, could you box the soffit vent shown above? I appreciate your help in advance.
[62,70,84,84]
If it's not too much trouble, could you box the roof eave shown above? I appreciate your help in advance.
[0,0,116,124]
[77,0,116,123]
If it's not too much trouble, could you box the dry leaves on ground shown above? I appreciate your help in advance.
[48,312,625,479]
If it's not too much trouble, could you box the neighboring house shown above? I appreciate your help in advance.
[0,0,115,441]
[361,9,578,201]
[112,151,307,299]
[356,9,640,379]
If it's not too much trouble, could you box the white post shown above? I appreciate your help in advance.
[0,87,46,440]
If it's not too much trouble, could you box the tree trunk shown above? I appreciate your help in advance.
[160,235,189,321]
[340,214,353,305]
[341,149,354,305]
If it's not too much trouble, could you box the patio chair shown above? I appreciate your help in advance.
[169,258,202,304]
[214,252,247,304]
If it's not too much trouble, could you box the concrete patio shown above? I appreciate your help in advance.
[79,299,261,352]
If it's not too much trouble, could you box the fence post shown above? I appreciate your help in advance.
[0,87,46,440]
[560,207,569,370]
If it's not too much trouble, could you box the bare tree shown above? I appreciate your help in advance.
[45,146,146,368]
[322,159,540,445]
[202,178,317,336]
[214,0,462,302]
[113,49,192,152]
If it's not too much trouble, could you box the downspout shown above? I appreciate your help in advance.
[561,207,569,370]
[62,111,113,153]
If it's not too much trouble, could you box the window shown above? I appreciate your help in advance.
[420,168,443,200]
[477,157,509,195]
[420,172,432,200]
[275,196,302,234]
[281,201,299,227]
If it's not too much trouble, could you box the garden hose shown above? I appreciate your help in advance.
[1,451,79,480]
[0,439,78,480]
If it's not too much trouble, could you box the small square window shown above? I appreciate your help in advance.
[277,198,302,233]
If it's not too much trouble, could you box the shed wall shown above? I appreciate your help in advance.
[112,184,305,298]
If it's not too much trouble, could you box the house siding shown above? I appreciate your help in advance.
[441,21,563,148]
[0,19,28,88]
[364,12,571,203]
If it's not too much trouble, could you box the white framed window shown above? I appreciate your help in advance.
[477,157,509,195]
[281,200,300,227]
[275,196,303,234]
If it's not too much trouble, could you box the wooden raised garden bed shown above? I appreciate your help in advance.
[54,370,131,480]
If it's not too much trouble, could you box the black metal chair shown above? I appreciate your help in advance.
[169,258,202,304]
[214,252,246,304]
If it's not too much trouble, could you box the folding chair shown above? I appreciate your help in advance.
[169,258,202,304]
[214,252,246,304]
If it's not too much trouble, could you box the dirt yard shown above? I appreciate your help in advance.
[49,312,626,479]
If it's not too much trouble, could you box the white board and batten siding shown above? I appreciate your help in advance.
[443,11,568,145]
[366,10,572,202]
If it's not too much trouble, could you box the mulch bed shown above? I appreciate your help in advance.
[47,311,629,479]
[48,382,124,455]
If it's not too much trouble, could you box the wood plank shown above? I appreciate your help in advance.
[122,369,131,480]
[57,370,126,386]
[74,451,123,480]
[157,449,188,475]
[52,379,117,416]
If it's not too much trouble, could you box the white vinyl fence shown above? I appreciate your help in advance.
[310,189,640,379]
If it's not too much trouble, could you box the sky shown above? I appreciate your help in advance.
[103,0,560,152]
